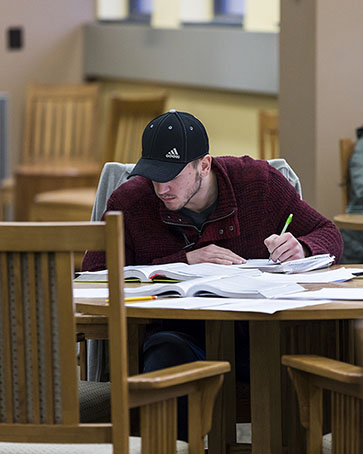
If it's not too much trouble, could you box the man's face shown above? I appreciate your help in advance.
[152,162,202,211]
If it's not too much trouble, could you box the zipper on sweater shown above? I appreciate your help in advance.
[163,209,236,243]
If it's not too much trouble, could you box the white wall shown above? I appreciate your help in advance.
[0,0,95,172]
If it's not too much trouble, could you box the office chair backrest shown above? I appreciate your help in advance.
[0,213,128,451]
[91,158,302,223]
[259,110,279,160]
[268,158,302,199]
[103,92,167,163]
[23,83,100,165]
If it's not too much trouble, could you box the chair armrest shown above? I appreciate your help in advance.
[282,354,363,384]
[128,360,230,390]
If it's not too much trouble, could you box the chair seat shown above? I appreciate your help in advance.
[31,188,96,221]
[79,380,111,423]
[16,162,101,177]
[0,438,189,453]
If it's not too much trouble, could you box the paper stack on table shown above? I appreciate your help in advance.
[238,254,335,274]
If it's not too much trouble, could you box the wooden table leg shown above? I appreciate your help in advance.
[249,320,282,454]
[206,320,236,454]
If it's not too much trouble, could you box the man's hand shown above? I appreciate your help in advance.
[186,244,246,265]
[264,232,306,262]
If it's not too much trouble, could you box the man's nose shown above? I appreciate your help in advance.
[155,182,170,194]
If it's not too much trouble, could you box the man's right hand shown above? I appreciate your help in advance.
[186,244,246,265]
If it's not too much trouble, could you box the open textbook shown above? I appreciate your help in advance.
[123,274,304,299]
[74,254,335,283]
[239,254,335,274]
[75,262,262,283]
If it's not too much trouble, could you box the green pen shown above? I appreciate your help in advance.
[280,213,293,235]
[269,213,293,260]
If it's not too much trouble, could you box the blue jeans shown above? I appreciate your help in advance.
[143,331,206,441]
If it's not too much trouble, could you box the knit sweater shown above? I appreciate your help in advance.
[82,155,343,271]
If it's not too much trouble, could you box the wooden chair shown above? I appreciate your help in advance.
[103,92,167,163]
[259,110,279,160]
[282,354,363,453]
[12,82,102,220]
[333,139,359,230]
[29,92,167,223]
[338,138,355,212]
[0,212,230,453]
[0,178,13,221]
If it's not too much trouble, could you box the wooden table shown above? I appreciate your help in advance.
[75,266,363,454]
[333,213,363,230]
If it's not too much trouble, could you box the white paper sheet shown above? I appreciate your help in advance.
[259,267,354,283]
[198,299,332,314]
[74,288,109,298]
[126,297,331,314]
[279,288,363,300]
[238,254,334,274]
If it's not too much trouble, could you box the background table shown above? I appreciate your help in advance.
[333,213,363,230]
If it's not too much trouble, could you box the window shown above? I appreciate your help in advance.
[97,0,245,27]
[130,0,153,15]
[214,0,245,26]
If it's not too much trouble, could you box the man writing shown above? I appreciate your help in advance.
[84,110,342,269]
[83,110,343,439]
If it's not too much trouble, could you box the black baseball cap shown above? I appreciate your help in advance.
[128,110,209,182]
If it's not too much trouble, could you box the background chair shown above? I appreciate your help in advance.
[0,178,13,221]
[282,353,363,453]
[103,92,168,163]
[11,82,101,220]
[0,212,230,453]
[338,138,355,213]
[268,158,302,198]
[258,109,279,160]
[333,137,363,263]
[29,91,167,223]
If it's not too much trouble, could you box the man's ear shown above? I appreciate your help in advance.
[200,155,212,176]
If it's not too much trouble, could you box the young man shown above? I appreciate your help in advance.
[84,110,342,269]
[82,110,343,439]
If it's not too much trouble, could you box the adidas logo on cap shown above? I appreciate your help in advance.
[165,148,180,159]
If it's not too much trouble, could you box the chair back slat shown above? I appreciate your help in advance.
[0,253,14,422]
[27,253,41,424]
[39,252,56,424]
[12,253,28,424]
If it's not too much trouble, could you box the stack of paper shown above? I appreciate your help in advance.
[238,254,335,274]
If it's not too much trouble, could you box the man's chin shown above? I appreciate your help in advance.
[162,200,181,211]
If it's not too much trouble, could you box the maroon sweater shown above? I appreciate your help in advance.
[83,156,343,271]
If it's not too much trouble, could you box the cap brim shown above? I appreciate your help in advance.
[128,158,187,183]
